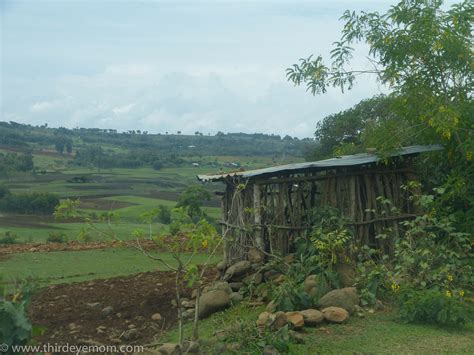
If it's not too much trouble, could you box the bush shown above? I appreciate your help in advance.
[0,231,18,245]
[0,192,60,215]
[46,232,67,244]
[396,288,473,328]
[0,278,39,348]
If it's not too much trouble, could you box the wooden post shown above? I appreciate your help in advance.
[253,183,264,251]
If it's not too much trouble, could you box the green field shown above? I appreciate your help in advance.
[0,248,218,286]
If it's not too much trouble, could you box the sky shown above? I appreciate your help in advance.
[0,0,424,138]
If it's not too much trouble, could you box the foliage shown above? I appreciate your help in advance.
[157,204,172,224]
[309,95,396,159]
[0,231,19,245]
[393,187,473,292]
[222,320,291,354]
[46,231,67,244]
[0,192,60,215]
[0,278,39,349]
[0,152,34,176]
[307,206,353,269]
[396,288,472,328]
[176,185,211,222]
[287,0,474,232]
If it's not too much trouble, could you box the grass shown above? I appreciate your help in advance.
[162,303,474,354]
[0,248,218,286]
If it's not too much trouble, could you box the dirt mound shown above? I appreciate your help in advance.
[29,268,219,346]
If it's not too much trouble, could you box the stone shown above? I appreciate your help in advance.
[257,311,271,329]
[223,260,252,280]
[230,292,243,304]
[322,307,349,323]
[191,289,199,299]
[216,260,227,271]
[251,263,264,271]
[101,306,114,316]
[226,343,241,351]
[272,274,285,284]
[243,272,263,286]
[198,290,230,319]
[151,313,163,321]
[303,275,319,296]
[300,309,324,326]
[184,309,195,320]
[122,328,139,341]
[269,311,287,331]
[336,264,357,287]
[318,287,359,314]
[248,248,265,263]
[285,311,304,330]
[212,281,233,295]
[182,300,195,308]
[289,330,305,343]
[157,343,182,355]
[229,282,243,291]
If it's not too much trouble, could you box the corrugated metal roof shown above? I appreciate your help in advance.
[197,145,443,182]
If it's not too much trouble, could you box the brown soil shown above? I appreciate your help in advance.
[0,236,196,255]
[29,268,219,347]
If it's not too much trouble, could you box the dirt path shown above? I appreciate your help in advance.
[29,268,219,347]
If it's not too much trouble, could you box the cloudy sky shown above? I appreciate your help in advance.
[1,0,416,137]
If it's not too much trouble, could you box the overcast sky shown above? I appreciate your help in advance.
[0,0,437,137]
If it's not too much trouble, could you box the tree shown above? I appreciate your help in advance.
[287,0,473,230]
[311,95,396,159]
[287,0,472,157]
[176,185,211,221]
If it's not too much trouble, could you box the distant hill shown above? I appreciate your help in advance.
[0,121,315,169]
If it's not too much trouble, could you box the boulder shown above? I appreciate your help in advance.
[257,311,271,329]
[263,269,281,281]
[285,311,304,330]
[269,311,287,331]
[318,287,359,314]
[216,260,227,271]
[151,313,163,321]
[101,306,114,316]
[248,248,265,263]
[212,281,233,295]
[230,292,243,304]
[336,264,356,287]
[251,263,264,272]
[223,261,252,281]
[243,272,263,286]
[122,328,139,341]
[300,309,324,326]
[322,307,349,323]
[198,290,230,319]
[303,275,319,296]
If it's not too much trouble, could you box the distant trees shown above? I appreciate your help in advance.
[54,136,73,155]
[0,189,59,215]
[0,152,34,176]
[176,185,211,221]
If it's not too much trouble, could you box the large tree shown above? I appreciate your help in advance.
[287,0,473,229]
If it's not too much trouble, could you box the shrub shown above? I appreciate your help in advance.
[46,232,67,244]
[396,288,473,328]
[0,231,18,245]
[0,278,39,348]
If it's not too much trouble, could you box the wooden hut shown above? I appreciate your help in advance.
[198,145,441,264]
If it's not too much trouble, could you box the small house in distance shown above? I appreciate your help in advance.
[197,145,442,264]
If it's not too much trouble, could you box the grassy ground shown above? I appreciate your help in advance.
[162,303,474,354]
[0,248,218,286]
